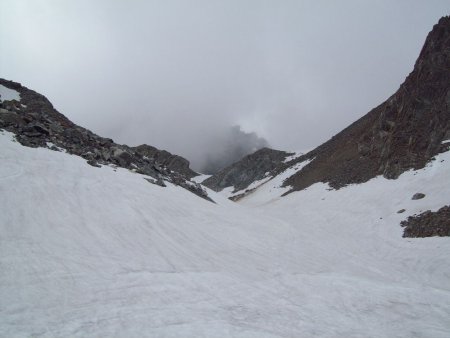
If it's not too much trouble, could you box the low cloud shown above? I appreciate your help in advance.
[200,126,269,174]
[1,0,448,172]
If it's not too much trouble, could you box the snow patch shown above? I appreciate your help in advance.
[283,151,304,163]
[191,173,212,184]
[239,158,314,205]
[228,176,272,198]
[46,142,59,150]
[219,185,236,198]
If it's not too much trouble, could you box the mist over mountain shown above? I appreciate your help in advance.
[1,13,450,337]
[199,126,269,174]
[2,1,448,172]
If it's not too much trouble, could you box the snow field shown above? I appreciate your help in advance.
[1,131,450,337]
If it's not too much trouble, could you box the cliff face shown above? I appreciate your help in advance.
[283,16,450,192]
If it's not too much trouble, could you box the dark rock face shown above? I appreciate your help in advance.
[203,148,292,192]
[0,79,209,201]
[133,144,197,179]
[401,206,450,237]
[283,16,450,192]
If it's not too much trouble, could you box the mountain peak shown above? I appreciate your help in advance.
[281,15,450,192]
[416,15,450,66]
[202,16,450,199]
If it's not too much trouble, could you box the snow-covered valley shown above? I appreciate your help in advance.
[1,130,450,337]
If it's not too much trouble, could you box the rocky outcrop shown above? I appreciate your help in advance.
[401,206,450,237]
[0,79,209,200]
[132,144,197,179]
[282,16,450,192]
[203,148,292,192]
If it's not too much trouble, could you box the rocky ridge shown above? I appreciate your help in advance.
[204,16,450,198]
[202,148,293,192]
[203,17,450,238]
[0,79,210,201]
[283,16,450,192]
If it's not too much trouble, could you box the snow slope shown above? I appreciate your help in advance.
[1,130,450,337]
[236,158,314,205]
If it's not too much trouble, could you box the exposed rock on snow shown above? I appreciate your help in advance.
[401,205,450,237]
[412,193,426,200]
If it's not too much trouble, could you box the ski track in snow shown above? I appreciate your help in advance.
[0,130,450,337]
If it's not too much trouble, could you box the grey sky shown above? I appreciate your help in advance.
[1,0,448,171]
